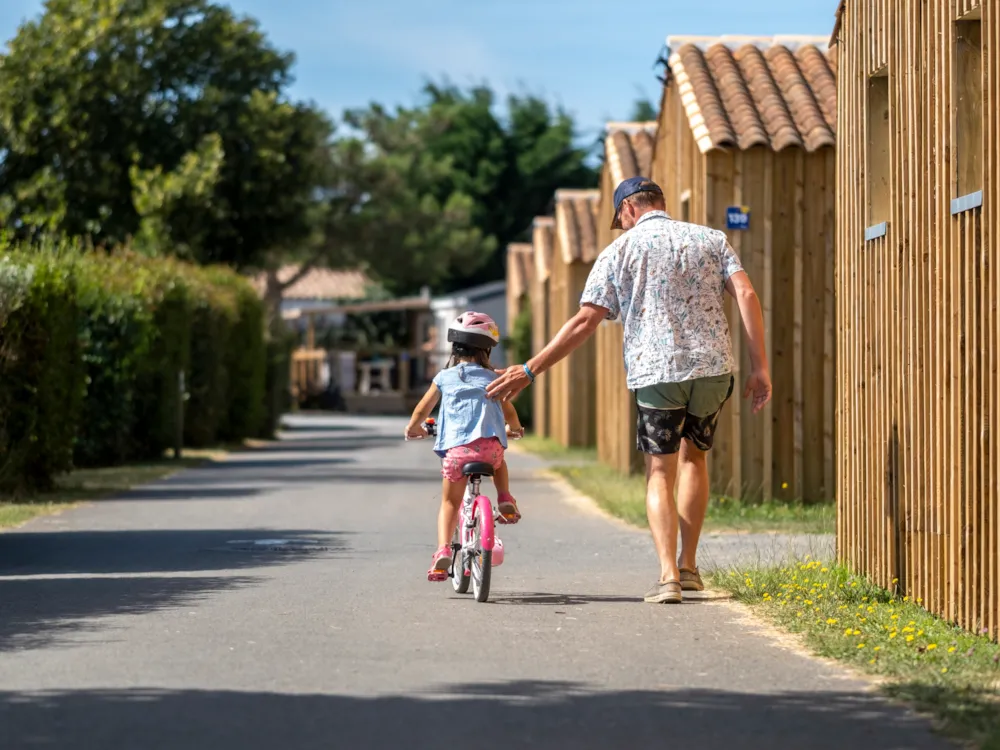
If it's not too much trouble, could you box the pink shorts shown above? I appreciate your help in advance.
[441,437,504,482]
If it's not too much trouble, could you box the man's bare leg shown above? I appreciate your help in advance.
[645,452,681,582]
[677,439,710,571]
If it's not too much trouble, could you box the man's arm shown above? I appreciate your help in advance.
[485,303,608,402]
[725,270,771,414]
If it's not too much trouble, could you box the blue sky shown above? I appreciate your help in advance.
[0,0,837,142]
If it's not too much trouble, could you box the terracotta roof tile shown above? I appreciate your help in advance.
[554,189,600,265]
[667,36,836,154]
[250,265,371,300]
[506,243,534,303]
[605,122,657,185]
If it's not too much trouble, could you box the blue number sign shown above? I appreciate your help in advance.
[726,205,750,231]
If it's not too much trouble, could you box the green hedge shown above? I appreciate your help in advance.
[0,241,273,493]
[0,250,85,491]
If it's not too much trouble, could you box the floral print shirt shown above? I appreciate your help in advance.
[580,211,744,390]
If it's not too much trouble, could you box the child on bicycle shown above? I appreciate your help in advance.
[405,311,524,582]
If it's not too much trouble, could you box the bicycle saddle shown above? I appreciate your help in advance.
[462,462,495,477]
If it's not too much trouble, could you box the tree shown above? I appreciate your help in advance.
[346,84,598,291]
[630,98,658,122]
[0,0,327,268]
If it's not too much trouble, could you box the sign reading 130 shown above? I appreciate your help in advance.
[726,206,750,231]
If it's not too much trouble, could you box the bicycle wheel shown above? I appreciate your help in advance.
[470,505,492,603]
[451,534,470,594]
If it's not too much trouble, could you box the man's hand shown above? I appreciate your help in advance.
[743,369,772,414]
[486,365,532,403]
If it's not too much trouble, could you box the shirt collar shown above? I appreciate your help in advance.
[635,210,671,226]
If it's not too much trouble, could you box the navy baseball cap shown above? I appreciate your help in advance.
[611,176,663,230]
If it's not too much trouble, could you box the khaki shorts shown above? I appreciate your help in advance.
[634,373,734,455]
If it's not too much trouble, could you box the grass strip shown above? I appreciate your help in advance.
[713,560,1000,749]
[548,462,835,534]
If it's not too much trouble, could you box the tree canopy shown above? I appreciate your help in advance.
[0,0,599,298]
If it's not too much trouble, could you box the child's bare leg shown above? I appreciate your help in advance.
[492,459,511,496]
[438,477,467,547]
[494,459,521,522]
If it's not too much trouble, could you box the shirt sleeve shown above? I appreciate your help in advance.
[719,235,744,281]
[579,250,621,320]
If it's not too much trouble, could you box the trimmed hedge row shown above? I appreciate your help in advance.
[0,241,277,494]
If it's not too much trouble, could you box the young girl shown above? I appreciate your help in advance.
[405,311,524,582]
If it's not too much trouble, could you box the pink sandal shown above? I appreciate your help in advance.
[497,493,521,525]
[427,545,452,582]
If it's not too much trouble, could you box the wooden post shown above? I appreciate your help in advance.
[174,370,185,460]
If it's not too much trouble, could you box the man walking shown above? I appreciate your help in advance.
[487,177,771,603]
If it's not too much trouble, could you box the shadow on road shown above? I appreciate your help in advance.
[244,436,401,453]
[0,528,354,576]
[0,528,353,652]
[0,681,945,750]
[491,592,642,606]
[0,575,257,652]
[277,422,362,433]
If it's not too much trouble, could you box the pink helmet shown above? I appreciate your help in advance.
[447,311,500,351]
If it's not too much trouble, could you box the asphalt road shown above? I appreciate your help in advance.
[0,415,950,749]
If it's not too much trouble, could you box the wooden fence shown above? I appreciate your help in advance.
[530,218,554,439]
[595,321,642,474]
[834,0,999,639]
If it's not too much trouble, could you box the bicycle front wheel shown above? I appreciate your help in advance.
[470,501,493,602]
[452,533,470,594]
[472,550,492,602]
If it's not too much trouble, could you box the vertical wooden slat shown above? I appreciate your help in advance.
[838,0,998,640]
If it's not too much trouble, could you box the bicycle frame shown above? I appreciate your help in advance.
[452,475,499,572]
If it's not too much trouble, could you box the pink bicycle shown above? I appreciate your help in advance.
[419,418,509,603]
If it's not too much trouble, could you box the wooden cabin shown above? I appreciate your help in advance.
[595,122,657,475]
[505,243,534,333]
[652,35,838,502]
[548,189,600,448]
[530,217,555,439]
[833,0,999,640]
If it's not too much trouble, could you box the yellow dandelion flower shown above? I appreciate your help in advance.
[941,668,948,674]
[869,658,877,664]
[796,612,804,618]
[805,600,813,606]
[948,647,957,654]
[917,630,924,636]
[821,567,829,573]
[889,633,898,639]
[853,629,862,635]
[908,621,916,626]
[858,643,866,649]
[906,635,915,642]
[874,646,881,651]
[826,618,838,625]
[927,643,937,650]
[844,628,853,636]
